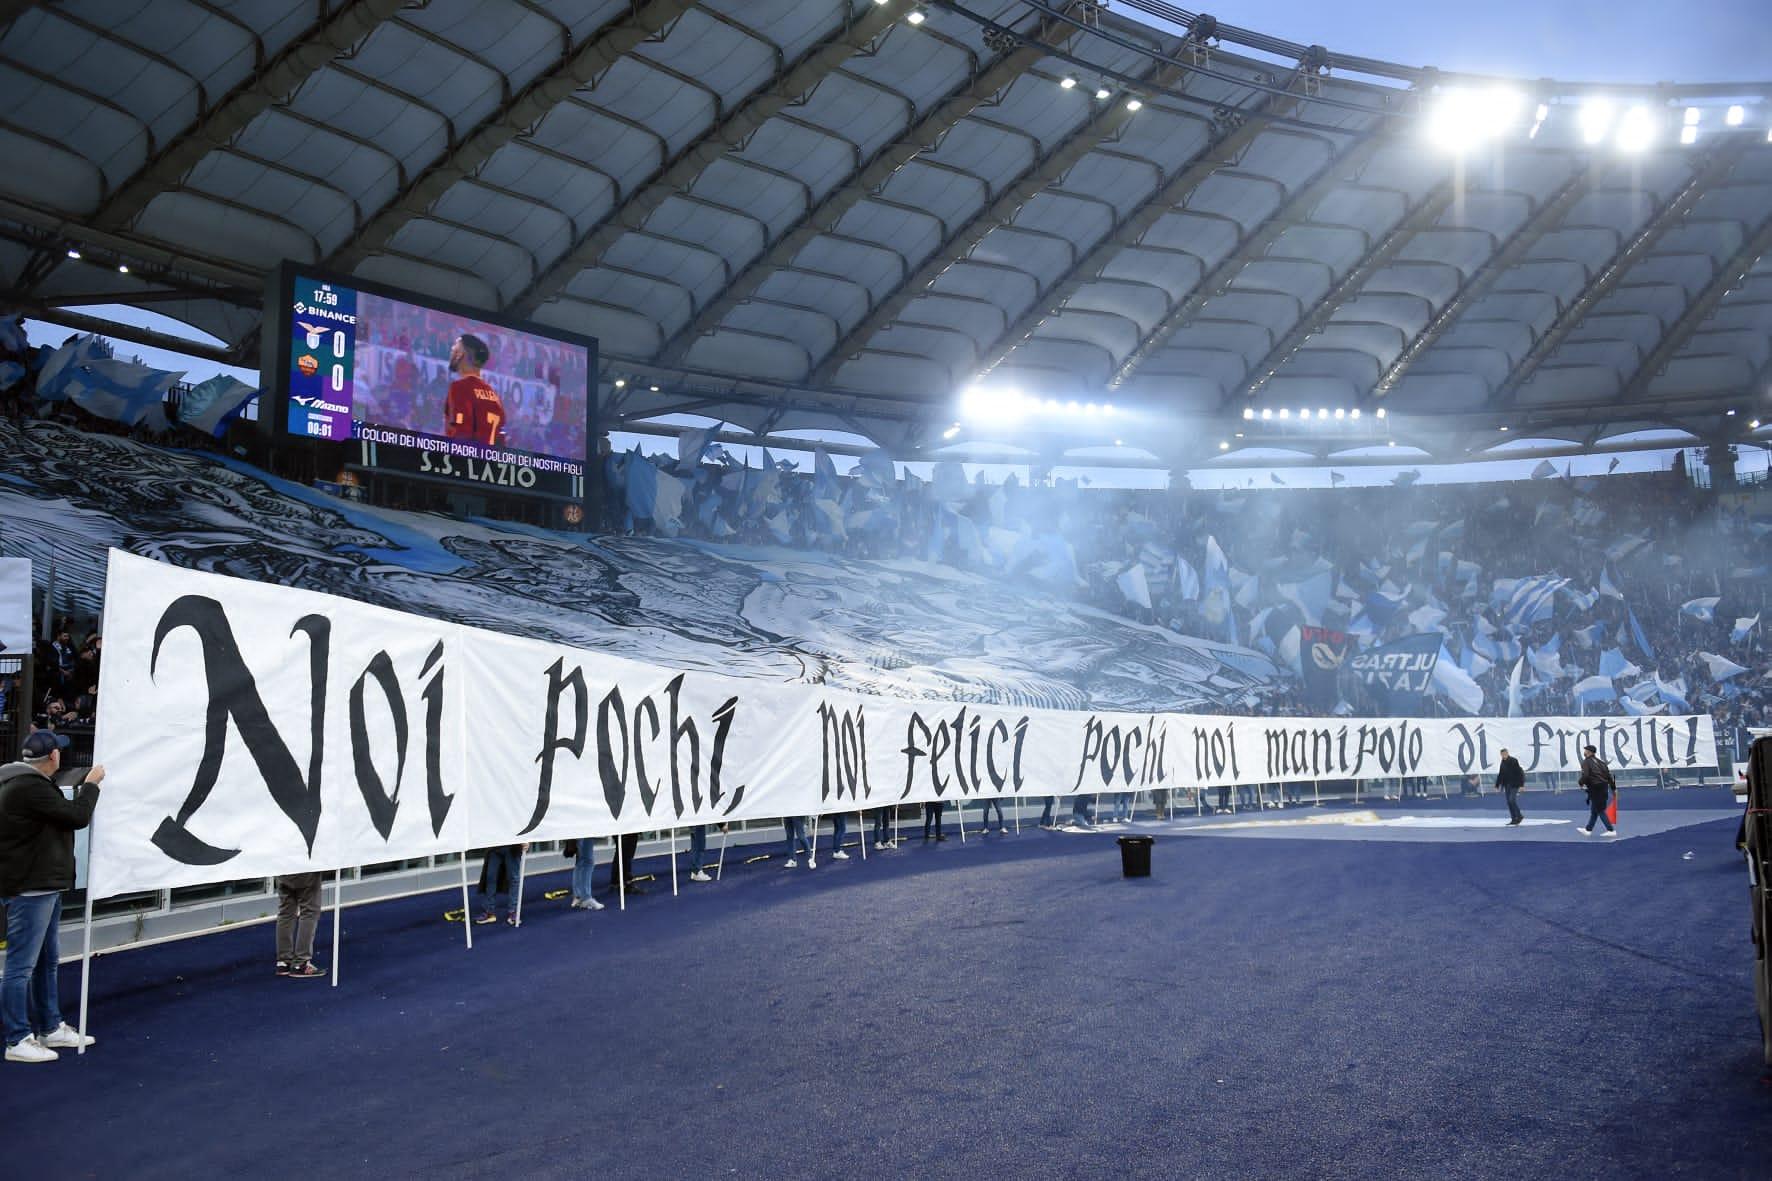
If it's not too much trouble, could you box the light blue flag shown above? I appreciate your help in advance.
[1680,597,1719,623]
[813,447,842,503]
[1598,566,1623,600]
[177,375,258,437]
[1573,675,1616,705]
[1655,674,1690,712]
[1598,648,1639,680]
[0,360,24,391]
[1628,607,1655,660]
[674,421,722,474]
[62,357,182,429]
[1732,614,1760,644]
[856,447,896,491]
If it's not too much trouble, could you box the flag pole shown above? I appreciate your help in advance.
[76,870,94,1055]
[512,847,526,927]
[330,867,344,987]
[669,827,679,897]
[459,852,474,950]
[715,823,729,881]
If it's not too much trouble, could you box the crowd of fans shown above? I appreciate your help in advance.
[608,438,1772,751]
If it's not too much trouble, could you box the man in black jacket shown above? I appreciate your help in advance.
[1578,744,1616,836]
[1495,748,1526,826]
[0,731,104,1063]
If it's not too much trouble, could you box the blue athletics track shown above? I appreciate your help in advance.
[6,787,1764,1179]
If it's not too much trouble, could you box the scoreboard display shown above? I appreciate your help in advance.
[264,263,596,502]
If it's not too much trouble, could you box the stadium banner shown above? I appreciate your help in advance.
[89,551,1718,896]
[0,556,28,653]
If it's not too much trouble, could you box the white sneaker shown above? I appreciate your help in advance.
[785,858,797,868]
[689,870,712,882]
[1576,827,1590,836]
[583,897,606,911]
[1603,830,1619,838]
[5,1036,57,1063]
[37,1024,94,1051]
[832,850,849,860]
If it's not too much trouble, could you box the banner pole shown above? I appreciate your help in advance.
[716,824,729,881]
[807,814,817,869]
[330,867,343,988]
[76,881,94,1055]
[459,852,473,951]
[512,848,526,928]
[857,809,867,860]
[1013,795,1021,834]
[669,827,679,897]
[617,837,626,912]
[895,802,904,846]
[957,798,967,843]
[1314,778,1321,807]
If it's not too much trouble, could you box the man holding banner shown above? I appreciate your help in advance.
[1,732,104,1062]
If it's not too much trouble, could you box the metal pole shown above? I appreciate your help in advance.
[512,848,526,928]
[330,867,343,987]
[459,853,473,950]
[617,837,626,912]
[670,827,679,897]
[807,814,817,869]
[716,824,729,881]
[858,810,867,860]
[76,881,94,1054]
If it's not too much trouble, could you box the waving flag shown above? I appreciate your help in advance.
[1116,563,1152,610]
[177,375,258,437]
[1433,644,1485,714]
[1598,566,1624,600]
[1530,459,1557,479]
[1620,696,1665,716]
[1573,675,1617,705]
[1732,614,1760,644]
[674,421,722,473]
[1655,674,1691,712]
[855,447,897,491]
[1700,652,1750,682]
[1175,559,1200,601]
[1598,648,1640,681]
[1503,575,1567,628]
[1627,607,1655,660]
[1680,596,1720,623]
[1506,656,1526,718]
[48,356,181,428]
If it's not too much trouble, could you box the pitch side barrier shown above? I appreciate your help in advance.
[86,549,1717,900]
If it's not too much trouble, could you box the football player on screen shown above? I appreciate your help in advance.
[443,333,505,447]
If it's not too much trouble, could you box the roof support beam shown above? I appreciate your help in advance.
[1487,140,1751,409]
[993,96,1363,390]
[326,0,701,274]
[93,0,409,230]
[506,0,912,320]
[1365,165,1600,399]
[1615,212,1772,403]
[9,303,236,364]
[657,7,1084,369]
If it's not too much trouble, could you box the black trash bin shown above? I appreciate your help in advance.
[1117,835,1153,878]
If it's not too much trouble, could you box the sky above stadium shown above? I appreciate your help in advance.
[1123,0,1771,85]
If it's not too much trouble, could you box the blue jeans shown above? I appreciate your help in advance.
[478,848,520,918]
[1040,797,1055,825]
[871,808,894,843]
[1072,796,1094,825]
[828,815,847,850]
[1111,793,1132,821]
[687,826,708,873]
[978,798,1005,826]
[783,817,809,857]
[571,839,597,902]
[2,893,64,1046]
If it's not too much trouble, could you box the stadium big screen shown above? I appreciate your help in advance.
[264,263,595,502]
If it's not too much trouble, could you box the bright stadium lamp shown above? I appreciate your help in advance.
[942,424,960,439]
[1317,408,1329,420]
[1684,107,1701,126]
[1218,441,1230,450]
[1425,87,1524,153]
[1060,76,1077,90]
[1243,407,1254,420]
[1095,85,1111,100]
[1334,408,1345,420]
[1126,98,1143,112]
[1681,126,1698,145]
[1616,105,1655,152]
[1350,408,1361,420]
[1727,105,1745,126]
[907,6,927,25]
[1375,407,1387,419]
[1278,408,1290,420]
[1580,98,1615,145]
[1261,408,1273,420]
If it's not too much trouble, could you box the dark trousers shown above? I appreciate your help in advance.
[275,873,323,965]
[609,831,640,890]
[1504,787,1523,824]
[1040,796,1055,825]
[923,800,945,838]
[1585,797,1613,832]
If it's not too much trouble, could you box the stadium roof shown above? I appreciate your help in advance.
[1,0,1769,470]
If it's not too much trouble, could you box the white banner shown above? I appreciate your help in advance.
[0,556,28,653]
[89,550,1718,897]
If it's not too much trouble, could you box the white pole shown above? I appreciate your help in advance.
[1013,795,1021,834]
[76,884,94,1055]
[669,827,679,897]
[716,824,729,881]
[857,810,867,860]
[459,852,473,951]
[512,848,526,928]
[1314,779,1322,807]
[330,867,343,988]
[957,798,967,843]
[807,814,817,869]
[617,837,626,912]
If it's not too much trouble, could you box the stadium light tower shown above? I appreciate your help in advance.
[1424,87,1524,153]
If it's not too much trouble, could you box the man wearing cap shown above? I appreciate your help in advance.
[1578,744,1617,836]
[0,731,105,1062]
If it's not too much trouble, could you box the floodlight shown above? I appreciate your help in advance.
[117,264,129,274]
[1242,407,1254,420]
[1579,98,1614,145]
[1728,409,1737,415]
[1680,126,1698,145]
[1684,107,1701,126]
[942,424,960,439]
[1060,77,1077,90]
[1375,407,1387,419]
[1616,105,1655,152]
[613,378,626,388]
[1114,438,1123,446]
[1298,408,1310,420]
[1126,98,1143,112]
[1333,408,1345,420]
[1095,86,1111,100]
[1499,425,1509,431]
[1066,400,1080,413]
[1261,408,1272,420]
[1753,419,1763,429]
[907,6,927,25]
[1727,105,1745,126]
[1103,404,1116,415]
[1317,408,1329,420]
[1350,408,1361,420]
[1278,408,1290,419]
[1218,441,1230,450]
[1387,439,1397,447]
[65,249,79,260]
[650,384,660,392]
[1425,87,1524,153]
[1084,402,1097,414]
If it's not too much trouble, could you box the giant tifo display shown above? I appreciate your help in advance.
[266,264,595,501]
